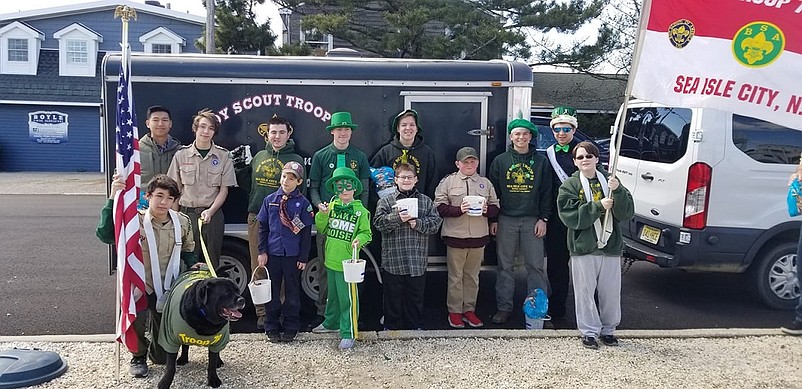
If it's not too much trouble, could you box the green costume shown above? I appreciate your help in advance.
[314,197,372,271]
[313,167,372,338]
[158,271,230,354]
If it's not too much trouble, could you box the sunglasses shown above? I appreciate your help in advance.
[552,127,573,133]
[574,154,597,160]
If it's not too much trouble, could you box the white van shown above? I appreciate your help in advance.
[611,99,801,309]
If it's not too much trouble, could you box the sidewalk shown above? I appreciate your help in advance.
[0,172,105,195]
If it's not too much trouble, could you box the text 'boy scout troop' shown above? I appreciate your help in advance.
[100,105,637,378]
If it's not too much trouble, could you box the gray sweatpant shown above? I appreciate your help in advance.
[570,254,621,338]
[495,215,549,312]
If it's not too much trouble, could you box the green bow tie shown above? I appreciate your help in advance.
[555,144,570,153]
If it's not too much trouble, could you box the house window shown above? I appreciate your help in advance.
[0,21,44,75]
[139,27,184,54]
[8,38,28,61]
[53,23,102,77]
[66,40,88,64]
[300,28,333,55]
[151,43,172,54]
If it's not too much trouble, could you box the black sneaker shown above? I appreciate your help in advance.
[581,336,599,350]
[266,330,282,343]
[129,356,148,378]
[601,335,619,346]
[282,330,298,342]
[781,320,802,335]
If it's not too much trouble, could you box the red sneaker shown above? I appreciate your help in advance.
[462,311,484,328]
[448,313,465,328]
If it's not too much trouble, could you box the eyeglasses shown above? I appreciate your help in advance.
[574,154,597,160]
[396,175,416,181]
[553,127,573,133]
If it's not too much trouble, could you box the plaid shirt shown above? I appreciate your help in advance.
[373,189,442,276]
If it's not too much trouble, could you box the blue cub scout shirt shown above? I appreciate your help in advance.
[257,189,313,257]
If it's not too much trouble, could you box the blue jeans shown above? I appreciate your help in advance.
[495,215,549,312]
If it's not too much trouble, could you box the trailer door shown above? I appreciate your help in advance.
[402,92,490,178]
[402,92,495,268]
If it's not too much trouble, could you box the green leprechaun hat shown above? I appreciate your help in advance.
[326,111,359,131]
[326,166,363,196]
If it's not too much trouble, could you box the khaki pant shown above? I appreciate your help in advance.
[446,246,484,313]
[247,213,265,319]
[182,206,224,269]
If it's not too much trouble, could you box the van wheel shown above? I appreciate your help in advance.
[750,242,799,310]
[220,240,250,296]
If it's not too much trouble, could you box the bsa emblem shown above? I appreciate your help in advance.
[257,122,271,141]
[668,19,694,49]
[732,21,785,68]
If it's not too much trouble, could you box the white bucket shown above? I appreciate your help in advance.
[464,195,486,216]
[248,266,272,305]
[524,315,550,330]
[395,198,418,218]
[342,259,366,283]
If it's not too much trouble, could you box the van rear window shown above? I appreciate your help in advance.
[620,107,692,163]
[732,115,802,165]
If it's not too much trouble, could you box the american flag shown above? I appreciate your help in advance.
[113,48,146,353]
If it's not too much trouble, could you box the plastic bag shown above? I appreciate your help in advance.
[522,288,549,319]
[788,178,802,217]
[370,166,396,199]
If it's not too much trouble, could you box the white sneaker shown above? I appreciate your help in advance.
[312,324,338,334]
[338,338,355,350]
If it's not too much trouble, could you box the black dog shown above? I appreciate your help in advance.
[157,269,245,389]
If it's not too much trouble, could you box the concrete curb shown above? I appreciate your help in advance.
[0,328,786,344]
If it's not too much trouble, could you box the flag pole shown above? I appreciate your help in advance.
[113,5,137,382]
[601,0,654,239]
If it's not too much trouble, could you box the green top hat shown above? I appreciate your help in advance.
[506,118,538,136]
[390,109,423,136]
[326,111,359,131]
[325,167,363,196]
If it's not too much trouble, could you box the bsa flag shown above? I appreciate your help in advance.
[631,0,802,129]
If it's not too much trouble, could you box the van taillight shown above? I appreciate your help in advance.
[683,162,711,229]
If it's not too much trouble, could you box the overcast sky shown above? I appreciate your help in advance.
[0,0,282,38]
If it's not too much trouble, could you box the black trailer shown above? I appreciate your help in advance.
[101,53,533,308]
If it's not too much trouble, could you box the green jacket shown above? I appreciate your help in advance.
[489,144,553,218]
[314,198,372,271]
[309,143,370,207]
[158,271,230,353]
[140,133,181,186]
[556,171,634,256]
[235,140,305,214]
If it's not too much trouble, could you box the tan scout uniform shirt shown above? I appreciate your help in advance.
[434,172,499,239]
[168,142,237,208]
[140,210,196,294]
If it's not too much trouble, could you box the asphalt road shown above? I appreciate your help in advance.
[0,194,791,336]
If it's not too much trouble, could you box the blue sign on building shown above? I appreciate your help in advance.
[28,111,69,144]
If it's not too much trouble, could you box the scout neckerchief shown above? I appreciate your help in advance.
[547,144,571,183]
[143,209,182,311]
[579,170,611,248]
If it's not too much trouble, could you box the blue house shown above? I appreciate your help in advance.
[0,0,204,172]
